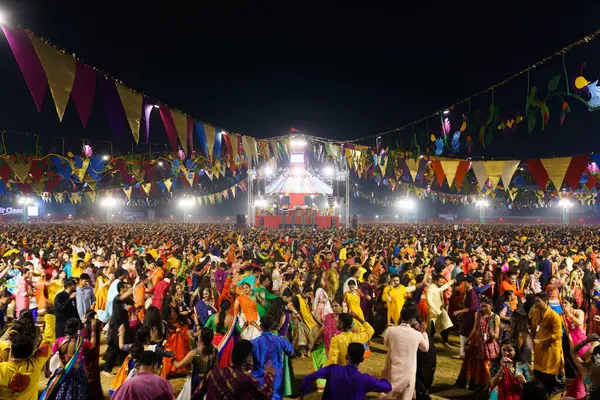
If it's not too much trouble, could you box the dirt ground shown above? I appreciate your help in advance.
[39,331,466,399]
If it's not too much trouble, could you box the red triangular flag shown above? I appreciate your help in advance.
[565,155,589,191]
[526,159,549,189]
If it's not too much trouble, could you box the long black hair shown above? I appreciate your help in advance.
[266,297,285,329]
[199,327,215,356]
[131,327,150,361]
[144,306,164,339]
[216,299,231,333]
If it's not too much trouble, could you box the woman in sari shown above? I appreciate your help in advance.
[82,310,103,400]
[161,293,191,377]
[344,278,371,357]
[290,294,319,359]
[204,299,240,368]
[109,325,173,395]
[489,340,530,400]
[173,327,218,400]
[456,298,500,394]
[235,282,261,340]
[312,272,332,324]
[94,267,111,312]
[42,317,97,400]
[193,287,217,329]
[48,270,66,306]
[497,290,515,342]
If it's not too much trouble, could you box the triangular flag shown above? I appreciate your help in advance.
[379,155,388,176]
[508,188,519,201]
[483,161,507,190]
[30,181,45,196]
[471,161,489,189]
[204,124,216,160]
[586,170,597,190]
[526,159,549,189]
[5,159,30,183]
[500,160,520,189]
[141,183,151,196]
[159,106,179,152]
[439,160,460,187]
[74,158,90,181]
[55,192,64,204]
[123,187,132,201]
[404,158,420,182]
[170,110,188,155]
[231,186,237,198]
[454,161,470,190]
[115,84,143,144]
[430,161,446,186]
[71,61,96,128]
[565,155,589,191]
[85,191,96,203]
[185,171,194,187]
[163,178,173,192]
[541,157,572,191]
[28,33,76,121]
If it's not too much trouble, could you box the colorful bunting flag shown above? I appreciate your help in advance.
[115,84,143,144]
[541,157,572,191]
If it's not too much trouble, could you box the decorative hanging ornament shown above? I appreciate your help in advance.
[451,131,461,153]
[441,118,451,135]
[82,145,92,157]
[575,76,600,109]
[178,150,185,159]
[435,138,444,155]
[589,162,599,175]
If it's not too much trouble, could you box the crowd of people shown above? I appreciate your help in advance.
[0,222,599,399]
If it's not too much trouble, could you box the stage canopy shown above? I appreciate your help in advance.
[265,173,333,195]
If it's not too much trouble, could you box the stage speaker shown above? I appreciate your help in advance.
[351,214,358,229]
[236,214,246,228]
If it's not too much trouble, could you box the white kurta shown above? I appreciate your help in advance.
[381,325,429,400]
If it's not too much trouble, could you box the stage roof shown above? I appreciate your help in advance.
[265,173,333,195]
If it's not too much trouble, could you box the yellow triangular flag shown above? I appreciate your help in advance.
[471,161,489,189]
[231,186,236,198]
[439,159,460,187]
[379,155,388,176]
[116,84,143,144]
[28,34,76,121]
[170,110,188,154]
[69,193,80,204]
[85,191,96,203]
[123,187,132,201]
[501,160,521,189]
[55,192,64,204]
[74,158,90,182]
[345,148,354,170]
[141,183,151,196]
[404,158,420,182]
[541,157,572,191]
[204,124,216,160]
[4,159,30,183]
[508,188,518,201]
[483,161,506,190]
[163,178,172,193]
[186,171,194,187]
[30,182,45,196]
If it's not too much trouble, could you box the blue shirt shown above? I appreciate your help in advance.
[300,363,392,400]
[250,332,294,377]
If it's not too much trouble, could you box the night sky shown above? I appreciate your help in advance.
[2,2,600,159]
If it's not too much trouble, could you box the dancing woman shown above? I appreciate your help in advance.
[267,297,297,397]
[193,287,217,328]
[312,272,332,324]
[41,318,97,400]
[173,327,218,400]
[235,282,261,340]
[204,299,240,368]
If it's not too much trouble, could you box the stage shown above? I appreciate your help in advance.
[256,209,339,228]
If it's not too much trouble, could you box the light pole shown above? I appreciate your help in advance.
[101,197,118,223]
[178,197,195,223]
[558,199,573,225]
[18,197,34,223]
[475,198,490,224]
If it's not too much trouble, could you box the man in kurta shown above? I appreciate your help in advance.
[250,315,294,400]
[382,274,416,325]
[426,274,454,347]
[530,293,564,396]
[324,312,374,366]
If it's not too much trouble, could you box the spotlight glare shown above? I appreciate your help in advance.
[0,11,8,26]
[323,166,335,177]
[101,197,118,208]
[158,161,164,167]
[264,165,273,176]
[178,197,195,208]
[102,155,110,161]
[443,109,450,115]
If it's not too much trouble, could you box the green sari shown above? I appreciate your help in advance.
[253,286,278,318]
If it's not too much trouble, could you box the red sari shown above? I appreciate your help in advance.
[161,303,191,377]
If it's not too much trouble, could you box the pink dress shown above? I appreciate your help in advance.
[323,313,340,355]
[564,314,590,357]
[15,278,31,317]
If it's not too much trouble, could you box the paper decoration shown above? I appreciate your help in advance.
[541,157,572,191]
[430,161,446,186]
[142,101,153,144]
[28,33,76,121]
[204,124,216,160]
[471,161,489,189]
[507,187,519,201]
[123,187,132,201]
[187,117,194,155]
[159,106,179,152]
[2,26,48,112]
[565,155,589,191]
[102,79,128,138]
[454,161,470,191]
[439,160,460,187]
[170,110,188,155]
[4,159,30,183]
[451,131,461,153]
[526,159,549,189]
[482,161,507,189]
[85,191,96,203]
[141,183,151,196]
[115,84,143,144]
[71,62,96,128]
[500,160,520,189]
[442,118,451,135]
[163,178,173,192]
[404,158,420,182]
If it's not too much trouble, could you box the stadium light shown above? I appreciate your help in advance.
[0,10,8,26]
[102,155,110,161]
[178,197,195,208]
[559,198,573,225]
[323,165,335,177]
[101,197,118,208]
[264,165,273,176]
[18,197,34,205]
[396,198,415,210]
[290,138,306,148]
